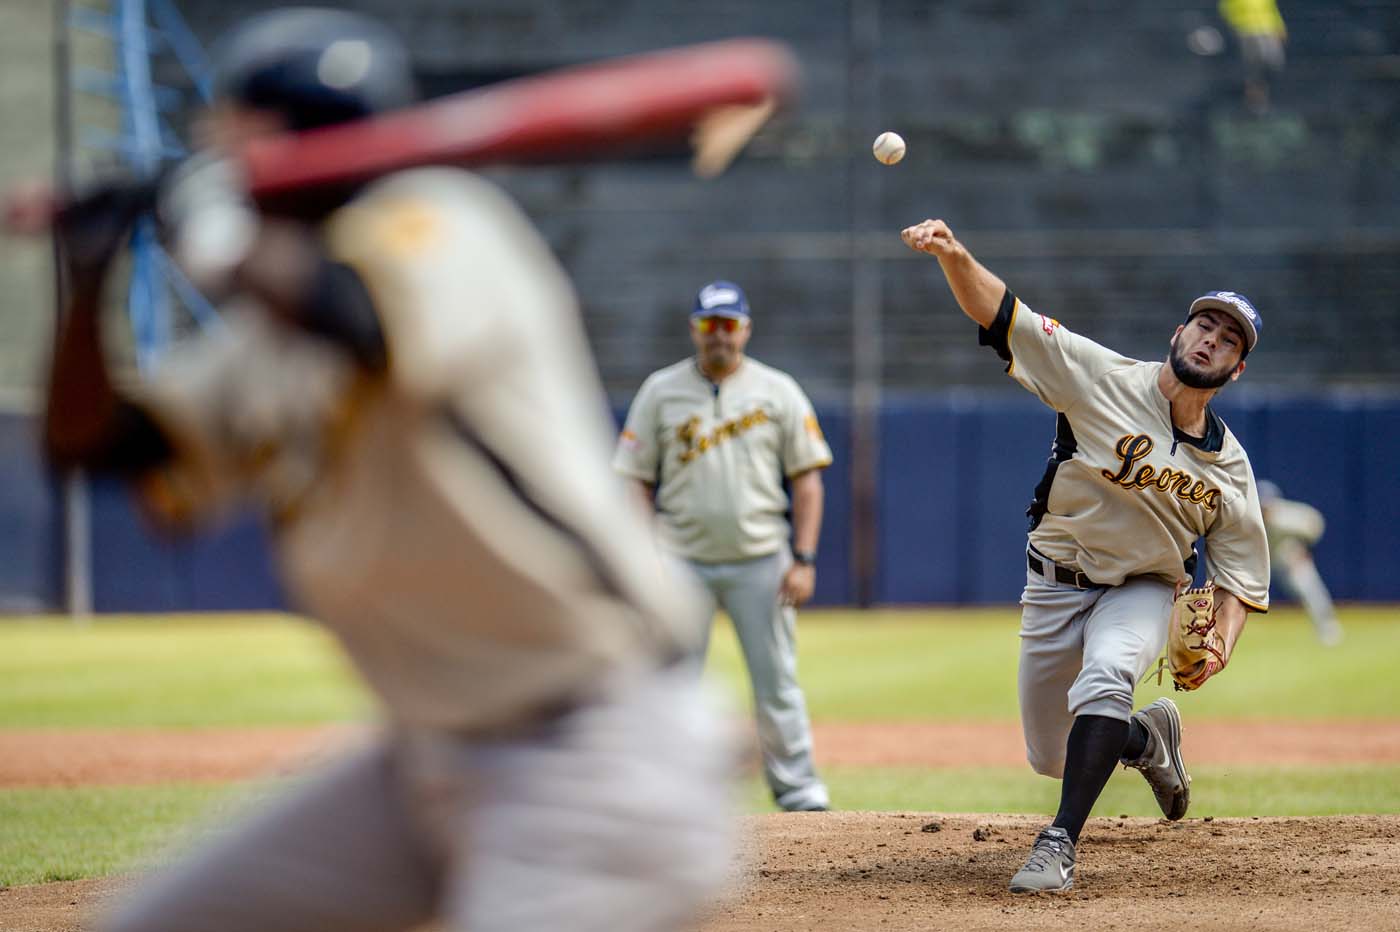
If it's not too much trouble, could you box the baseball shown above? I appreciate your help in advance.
[872,131,906,165]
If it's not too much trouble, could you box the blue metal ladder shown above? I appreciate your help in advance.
[56,0,222,617]
[64,0,221,370]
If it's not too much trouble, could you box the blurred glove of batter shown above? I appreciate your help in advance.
[1167,581,1225,691]
[157,154,258,295]
[55,177,160,286]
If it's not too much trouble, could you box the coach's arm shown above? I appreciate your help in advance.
[780,467,823,607]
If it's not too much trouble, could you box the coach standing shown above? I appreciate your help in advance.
[614,281,833,812]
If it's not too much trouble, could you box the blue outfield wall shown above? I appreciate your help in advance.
[0,414,62,612]
[870,392,1400,606]
[87,476,285,613]
[2,394,1397,612]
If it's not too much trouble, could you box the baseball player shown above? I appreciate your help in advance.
[1257,480,1343,645]
[33,10,732,931]
[613,281,833,813]
[901,219,1270,893]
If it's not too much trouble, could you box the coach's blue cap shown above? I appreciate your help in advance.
[692,280,750,320]
[1187,290,1262,353]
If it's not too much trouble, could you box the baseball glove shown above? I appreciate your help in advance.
[1167,581,1226,691]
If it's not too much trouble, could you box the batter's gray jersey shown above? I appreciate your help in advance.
[612,357,832,563]
[989,295,1270,609]
[133,168,705,733]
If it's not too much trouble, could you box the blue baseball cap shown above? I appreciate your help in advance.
[1187,291,1262,353]
[692,280,750,320]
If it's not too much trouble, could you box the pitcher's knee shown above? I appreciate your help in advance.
[1068,666,1136,721]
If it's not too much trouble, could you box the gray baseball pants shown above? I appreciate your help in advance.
[687,550,829,812]
[1017,564,1175,779]
[95,666,734,932]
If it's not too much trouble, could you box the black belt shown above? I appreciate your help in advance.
[1027,548,1104,590]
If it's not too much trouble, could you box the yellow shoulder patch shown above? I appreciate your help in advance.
[370,199,443,258]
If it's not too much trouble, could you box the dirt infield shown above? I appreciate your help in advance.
[2,719,1399,786]
[0,726,363,787]
[4,814,1399,931]
[699,812,1400,931]
[4,722,1400,930]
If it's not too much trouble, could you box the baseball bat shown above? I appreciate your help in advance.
[3,38,798,233]
[242,37,801,202]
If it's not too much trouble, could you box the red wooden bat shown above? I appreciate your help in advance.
[241,37,801,201]
[2,38,798,233]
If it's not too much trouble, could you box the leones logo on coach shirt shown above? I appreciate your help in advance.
[676,408,771,464]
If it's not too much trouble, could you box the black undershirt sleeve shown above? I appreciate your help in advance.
[976,287,1017,369]
[296,260,388,372]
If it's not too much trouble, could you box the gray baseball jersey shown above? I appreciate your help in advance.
[980,289,1271,778]
[98,167,732,932]
[132,168,705,733]
[994,295,1270,609]
[612,357,832,563]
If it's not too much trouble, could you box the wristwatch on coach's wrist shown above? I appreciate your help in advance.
[792,549,817,567]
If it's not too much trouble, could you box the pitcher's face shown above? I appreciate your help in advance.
[1169,310,1247,389]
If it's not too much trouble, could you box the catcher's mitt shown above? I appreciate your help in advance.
[1167,581,1226,691]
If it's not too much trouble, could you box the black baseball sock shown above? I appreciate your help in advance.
[1051,714,1131,844]
[1121,716,1149,762]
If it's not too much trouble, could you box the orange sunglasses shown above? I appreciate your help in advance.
[693,315,746,334]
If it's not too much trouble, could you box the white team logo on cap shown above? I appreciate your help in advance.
[699,285,740,309]
[1214,291,1257,321]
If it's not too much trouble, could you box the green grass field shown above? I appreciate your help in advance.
[5,606,1398,726]
[1,606,1397,885]
[0,615,369,727]
[0,784,232,883]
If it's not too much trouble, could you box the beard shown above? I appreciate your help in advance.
[1169,342,1235,389]
[701,343,738,371]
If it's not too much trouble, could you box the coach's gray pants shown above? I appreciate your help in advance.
[1018,568,1175,779]
[687,550,829,812]
[95,666,734,932]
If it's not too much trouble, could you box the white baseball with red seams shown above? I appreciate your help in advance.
[872,131,906,165]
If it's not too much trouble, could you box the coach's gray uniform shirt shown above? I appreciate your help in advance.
[995,296,1270,608]
[613,357,832,563]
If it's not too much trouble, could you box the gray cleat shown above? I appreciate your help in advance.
[1122,697,1190,821]
[1008,826,1075,893]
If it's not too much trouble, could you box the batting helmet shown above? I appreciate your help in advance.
[211,7,417,131]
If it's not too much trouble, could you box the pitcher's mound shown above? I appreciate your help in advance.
[699,811,1400,931]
